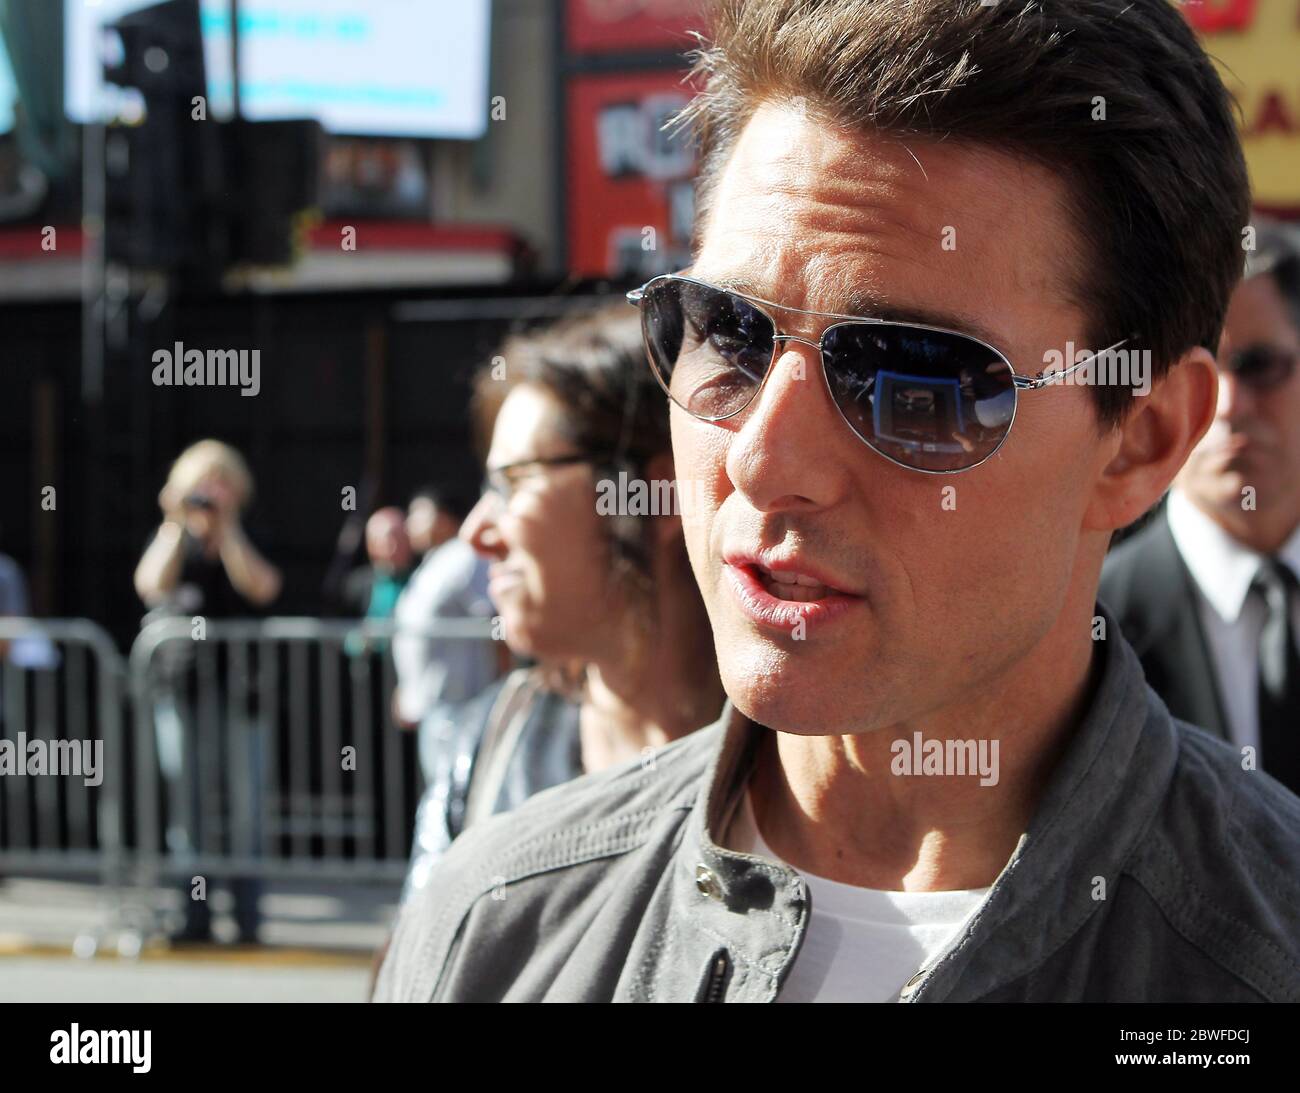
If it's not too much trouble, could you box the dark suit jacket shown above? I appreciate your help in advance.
[1099,506,1230,741]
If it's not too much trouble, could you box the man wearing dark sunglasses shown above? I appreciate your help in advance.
[377,0,1300,1003]
[1102,223,1300,796]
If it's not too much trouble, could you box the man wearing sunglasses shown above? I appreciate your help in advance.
[377,0,1300,1002]
[1102,223,1300,796]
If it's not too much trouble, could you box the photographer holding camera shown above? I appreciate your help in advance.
[135,440,282,618]
[135,439,282,945]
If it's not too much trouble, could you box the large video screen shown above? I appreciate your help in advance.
[65,0,492,139]
[0,30,15,134]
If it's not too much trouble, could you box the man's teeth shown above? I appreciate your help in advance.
[757,568,832,601]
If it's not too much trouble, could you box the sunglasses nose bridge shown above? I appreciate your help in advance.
[770,332,828,372]
[772,325,836,367]
[761,331,844,429]
[771,333,821,349]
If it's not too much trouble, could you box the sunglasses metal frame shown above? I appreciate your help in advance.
[627,273,1134,475]
[1224,344,1298,391]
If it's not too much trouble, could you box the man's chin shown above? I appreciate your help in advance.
[708,612,872,733]
[722,661,856,736]
[1191,464,1267,511]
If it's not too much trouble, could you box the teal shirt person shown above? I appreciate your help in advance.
[346,507,416,655]
[345,567,410,655]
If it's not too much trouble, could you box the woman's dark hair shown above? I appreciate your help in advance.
[472,302,673,602]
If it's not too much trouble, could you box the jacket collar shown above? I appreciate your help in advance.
[673,601,1175,1001]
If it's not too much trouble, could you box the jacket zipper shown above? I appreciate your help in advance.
[700,951,730,1003]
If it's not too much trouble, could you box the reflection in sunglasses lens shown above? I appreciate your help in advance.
[822,324,1016,472]
[644,281,774,419]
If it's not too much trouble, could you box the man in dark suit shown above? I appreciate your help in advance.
[1101,222,1300,794]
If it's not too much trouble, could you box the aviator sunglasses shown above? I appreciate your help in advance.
[1223,344,1297,392]
[627,274,1133,474]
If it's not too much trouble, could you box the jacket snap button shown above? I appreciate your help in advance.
[898,969,926,998]
[695,865,722,900]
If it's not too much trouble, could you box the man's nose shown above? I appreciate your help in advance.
[723,342,846,512]
[1216,368,1253,423]
[460,495,505,558]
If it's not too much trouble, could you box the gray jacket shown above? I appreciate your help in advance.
[376,613,1300,1002]
[402,670,582,902]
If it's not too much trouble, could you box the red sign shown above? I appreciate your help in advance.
[567,70,698,277]
[1180,0,1257,33]
[566,0,701,54]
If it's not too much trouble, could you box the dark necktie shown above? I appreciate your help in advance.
[1252,558,1300,795]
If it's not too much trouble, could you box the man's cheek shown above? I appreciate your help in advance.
[677,479,718,586]
[671,405,730,465]
[671,418,729,528]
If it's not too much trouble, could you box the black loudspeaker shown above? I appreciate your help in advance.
[100,0,321,282]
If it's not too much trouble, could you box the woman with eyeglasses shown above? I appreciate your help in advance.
[398,303,724,902]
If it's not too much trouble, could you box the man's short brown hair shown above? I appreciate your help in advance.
[679,0,1252,428]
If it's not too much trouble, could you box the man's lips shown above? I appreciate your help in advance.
[487,565,523,595]
[1198,432,1270,469]
[721,551,864,632]
[722,550,858,594]
[1215,432,1264,457]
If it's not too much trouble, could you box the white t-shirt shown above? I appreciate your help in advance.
[727,786,990,1002]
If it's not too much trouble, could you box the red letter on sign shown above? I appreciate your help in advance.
[1180,0,1257,33]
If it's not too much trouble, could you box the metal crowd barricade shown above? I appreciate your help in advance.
[0,618,126,891]
[124,617,494,926]
[1,615,494,950]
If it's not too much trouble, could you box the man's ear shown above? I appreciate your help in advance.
[1084,346,1218,532]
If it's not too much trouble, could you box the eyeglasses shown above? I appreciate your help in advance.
[627,274,1133,474]
[480,453,595,506]
[1224,345,1297,391]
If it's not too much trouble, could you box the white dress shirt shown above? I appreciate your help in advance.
[1166,487,1300,759]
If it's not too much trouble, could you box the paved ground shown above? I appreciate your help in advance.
[0,953,373,1003]
[0,876,395,1003]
